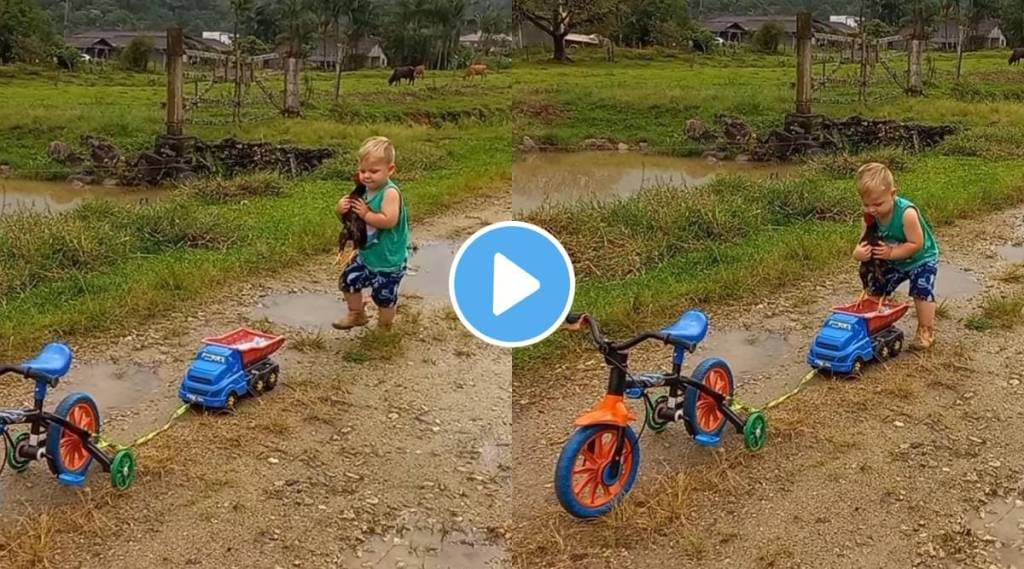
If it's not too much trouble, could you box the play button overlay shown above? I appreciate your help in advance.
[449,221,575,348]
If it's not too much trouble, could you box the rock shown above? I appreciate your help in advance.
[685,118,710,142]
[580,138,615,151]
[519,136,538,152]
[736,153,752,162]
[70,179,86,190]
[894,421,906,428]
[101,178,119,187]
[66,174,95,186]
[701,150,728,161]
[81,134,122,169]
[267,457,280,464]
[0,164,11,177]
[387,412,399,420]
[1009,379,1020,386]
[617,142,629,152]
[48,140,84,166]
[638,142,649,151]
[717,113,755,145]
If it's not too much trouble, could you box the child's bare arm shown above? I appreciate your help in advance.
[873,208,925,260]
[358,188,401,229]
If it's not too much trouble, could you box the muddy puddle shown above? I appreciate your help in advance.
[404,240,457,300]
[513,151,798,213]
[345,528,505,568]
[935,263,983,299]
[250,292,343,330]
[967,495,1024,567]
[698,330,801,380]
[998,244,1024,263]
[0,178,166,216]
[51,362,163,414]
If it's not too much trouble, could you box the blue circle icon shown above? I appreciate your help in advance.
[449,221,575,348]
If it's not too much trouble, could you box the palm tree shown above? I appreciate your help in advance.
[429,0,468,69]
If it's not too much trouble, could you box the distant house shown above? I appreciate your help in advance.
[702,16,851,49]
[459,31,516,50]
[282,36,387,70]
[202,31,234,46]
[912,18,1008,51]
[66,30,231,67]
[514,20,605,49]
[829,15,860,29]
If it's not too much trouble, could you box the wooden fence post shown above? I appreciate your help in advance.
[166,28,185,136]
[795,12,813,114]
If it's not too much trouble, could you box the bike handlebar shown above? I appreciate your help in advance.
[0,365,57,387]
[564,313,668,352]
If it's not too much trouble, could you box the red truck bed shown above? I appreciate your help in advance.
[202,328,286,367]
[832,298,910,335]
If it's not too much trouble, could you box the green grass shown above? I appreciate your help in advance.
[511,48,1024,158]
[0,65,510,359]
[970,292,1024,330]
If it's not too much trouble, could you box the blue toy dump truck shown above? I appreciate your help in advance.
[807,299,909,375]
[179,328,285,409]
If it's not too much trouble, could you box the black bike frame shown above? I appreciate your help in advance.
[0,368,113,471]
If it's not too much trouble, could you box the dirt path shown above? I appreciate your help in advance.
[511,205,1024,569]
[0,194,511,569]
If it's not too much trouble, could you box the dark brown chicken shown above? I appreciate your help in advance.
[337,172,368,268]
[859,213,887,293]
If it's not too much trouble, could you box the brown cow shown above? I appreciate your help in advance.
[414,65,426,79]
[464,64,489,79]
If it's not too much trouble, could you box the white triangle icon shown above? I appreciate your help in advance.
[492,253,541,316]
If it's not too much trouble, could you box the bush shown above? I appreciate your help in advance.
[120,37,154,72]
[752,21,785,54]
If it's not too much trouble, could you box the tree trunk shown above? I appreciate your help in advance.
[333,42,344,103]
[553,33,569,62]
[955,25,966,80]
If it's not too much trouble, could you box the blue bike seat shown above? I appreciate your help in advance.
[22,343,73,380]
[660,310,709,351]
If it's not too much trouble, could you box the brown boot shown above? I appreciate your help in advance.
[377,307,396,330]
[909,325,935,351]
[332,309,369,330]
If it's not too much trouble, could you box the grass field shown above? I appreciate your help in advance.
[0,64,511,359]
[511,48,1024,372]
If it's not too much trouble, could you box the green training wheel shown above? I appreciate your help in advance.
[645,395,670,433]
[6,432,31,472]
[110,448,137,490]
[743,411,768,452]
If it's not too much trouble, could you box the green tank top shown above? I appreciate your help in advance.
[876,196,939,270]
[360,181,410,272]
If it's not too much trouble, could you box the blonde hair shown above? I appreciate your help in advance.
[359,136,395,165]
[856,162,895,196]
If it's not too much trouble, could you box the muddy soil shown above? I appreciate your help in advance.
[511,205,1024,569]
[0,193,511,569]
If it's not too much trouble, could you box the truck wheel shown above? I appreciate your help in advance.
[890,337,903,356]
[249,374,266,395]
[851,359,863,376]
[264,371,279,392]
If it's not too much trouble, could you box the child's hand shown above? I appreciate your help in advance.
[351,199,370,219]
[853,242,872,262]
[337,197,352,216]
[871,244,893,260]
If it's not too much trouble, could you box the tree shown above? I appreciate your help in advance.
[1002,0,1024,46]
[514,0,616,62]
[278,0,317,58]
[690,26,716,53]
[752,20,785,53]
[618,0,689,48]
[0,0,56,64]
[119,36,153,71]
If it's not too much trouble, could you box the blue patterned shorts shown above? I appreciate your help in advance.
[865,260,939,302]
[339,258,406,308]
